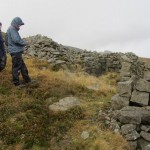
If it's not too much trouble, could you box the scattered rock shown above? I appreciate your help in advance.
[81,131,89,140]
[49,96,80,112]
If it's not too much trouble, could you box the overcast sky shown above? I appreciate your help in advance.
[1,0,150,57]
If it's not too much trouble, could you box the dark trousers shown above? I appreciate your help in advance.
[11,52,30,85]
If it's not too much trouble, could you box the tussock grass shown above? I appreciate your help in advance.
[0,55,129,150]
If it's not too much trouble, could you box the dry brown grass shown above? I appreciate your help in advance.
[0,55,129,150]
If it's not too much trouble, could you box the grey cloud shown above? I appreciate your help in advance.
[0,0,150,57]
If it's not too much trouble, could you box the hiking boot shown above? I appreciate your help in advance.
[15,83,26,88]
[25,79,36,84]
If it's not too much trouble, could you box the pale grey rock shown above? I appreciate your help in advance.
[49,96,80,112]
[119,110,141,124]
[130,90,149,106]
[121,124,136,135]
[125,130,140,141]
[55,60,66,65]
[117,80,133,97]
[111,94,129,110]
[144,71,150,81]
[121,55,131,62]
[109,122,120,133]
[118,107,142,124]
[81,131,89,140]
[120,62,131,77]
[140,131,150,142]
[136,79,150,92]
[86,83,100,91]
[128,141,137,150]
[141,125,150,132]
[138,139,150,150]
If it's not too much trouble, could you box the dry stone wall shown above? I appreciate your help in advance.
[110,55,150,150]
[24,35,147,76]
[24,35,150,149]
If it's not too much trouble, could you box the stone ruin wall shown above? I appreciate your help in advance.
[110,54,150,150]
[24,35,146,76]
[24,35,150,149]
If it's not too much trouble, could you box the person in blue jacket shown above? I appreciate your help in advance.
[6,17,31,86]
[0,22,6,72]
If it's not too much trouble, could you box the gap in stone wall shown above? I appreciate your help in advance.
[129,101,143,107]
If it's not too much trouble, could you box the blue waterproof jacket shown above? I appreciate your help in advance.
[6,17,27,54]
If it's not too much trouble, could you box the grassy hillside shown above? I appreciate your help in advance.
[0,55,131,150]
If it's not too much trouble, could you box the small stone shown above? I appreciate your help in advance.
[49,96,80,112]
[81,131,89,140]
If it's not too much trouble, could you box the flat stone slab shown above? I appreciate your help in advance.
[130,90,149,106]
[117,80,133,97]
[120,62,131,77]
[119,111,141,124]
[111,94,129,110]
[118,106,150,125]
[49,96,80,112]
[144,71,150,81]
[136,79,150,92]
